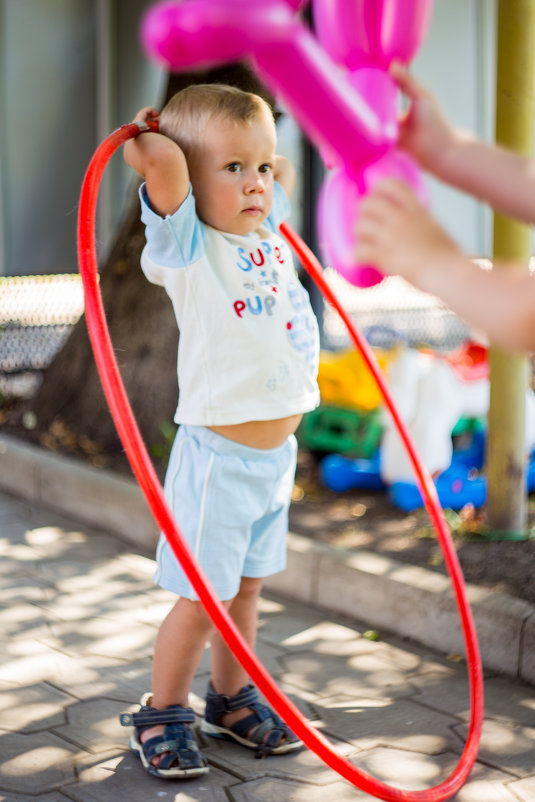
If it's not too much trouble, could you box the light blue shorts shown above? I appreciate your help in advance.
[154,424,298,601]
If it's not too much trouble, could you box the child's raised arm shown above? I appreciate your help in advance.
[123,106,190,218]
[273,155,295,199]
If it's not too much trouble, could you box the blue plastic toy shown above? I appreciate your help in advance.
[450,419,486,471]
[526,450,535,492]
[321,452,385,492]
[389,464,487,512]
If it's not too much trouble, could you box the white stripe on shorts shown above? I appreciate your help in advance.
[154,435,186,586]
[194,451,215,564]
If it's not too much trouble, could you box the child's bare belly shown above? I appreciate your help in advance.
[209,414,302,449]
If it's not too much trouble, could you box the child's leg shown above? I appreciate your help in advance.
[203,576,301,753]
[138,595,218,766]
[210,576,262,699]
[151,596,215,708]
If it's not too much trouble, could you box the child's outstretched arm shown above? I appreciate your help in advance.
[355,179,535,352]
[393,64,535,224]
[124,106,189,218]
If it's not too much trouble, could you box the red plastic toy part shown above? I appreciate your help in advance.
[77,122,483,801]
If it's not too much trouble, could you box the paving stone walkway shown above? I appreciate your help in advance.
[1,489,534,801]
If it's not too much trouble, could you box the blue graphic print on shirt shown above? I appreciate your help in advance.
[286,281,318,369]
[233,240,285,319]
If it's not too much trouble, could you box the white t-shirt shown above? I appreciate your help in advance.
[139,181,320,426]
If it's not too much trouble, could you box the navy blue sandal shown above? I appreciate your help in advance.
[120,694,209,778]
[200,683,303,758]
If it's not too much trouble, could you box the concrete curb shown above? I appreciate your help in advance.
[0,433,157,551]
[2,432,534,685]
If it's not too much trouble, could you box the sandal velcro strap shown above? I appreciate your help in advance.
[205,683,259,716]
[256,721,293,756]
[121,695,209,778]
[120,704,195,729]
[222,707,276,738]
[142,729,207,772]
[202,682,303,757]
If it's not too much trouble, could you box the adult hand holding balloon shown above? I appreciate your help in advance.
[318,148,427,286]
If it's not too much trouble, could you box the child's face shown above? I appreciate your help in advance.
[188,111,277,236]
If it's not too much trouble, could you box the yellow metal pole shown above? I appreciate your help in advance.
[487,0,535,537]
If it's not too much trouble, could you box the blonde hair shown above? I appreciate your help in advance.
[160,84,274,161]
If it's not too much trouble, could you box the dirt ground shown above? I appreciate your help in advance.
[289,448,535,607]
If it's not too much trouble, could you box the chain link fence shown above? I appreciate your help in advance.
[0,275,84,400]
[0,270,473,402]
[321,269,472,352]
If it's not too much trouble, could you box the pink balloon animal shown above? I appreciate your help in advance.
[141,0,433,286]
[314,0,431,285]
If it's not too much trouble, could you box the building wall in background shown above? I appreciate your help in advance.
[1,0,97,276]
[0,0,162,276]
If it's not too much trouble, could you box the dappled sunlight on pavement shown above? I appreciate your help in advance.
[1,489,534,801]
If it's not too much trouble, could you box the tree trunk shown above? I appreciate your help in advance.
[21,64,274,478]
